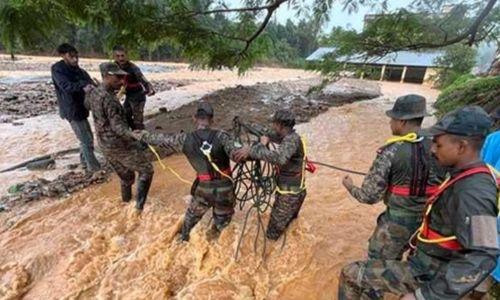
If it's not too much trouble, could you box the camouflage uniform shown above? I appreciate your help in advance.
[117,61,153,130]
[248,130,307,240]
[339,106,499,300]
[346,137,444,260]
[339,162,499,300]
[346,94,445,260]
[85,79,154,210]
[142,126,239,240]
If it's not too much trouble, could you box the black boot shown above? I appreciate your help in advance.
[135,177,152,211]
[121,183,132,202]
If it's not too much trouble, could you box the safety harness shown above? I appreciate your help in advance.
[193,130,233,182]
[383,133,439,197]
[415,165,500,251]
[274,136,316,195]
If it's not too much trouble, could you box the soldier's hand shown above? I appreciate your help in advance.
[260,135,270,146]
[131,130,148,141]
[342,175,354,190]
[400,293,416,300]
[233,146,250,162]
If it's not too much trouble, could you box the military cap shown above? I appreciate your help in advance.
[424,105,493,137]
[99,62,127,76]
[385,94,430,120]
[195,102,214,118]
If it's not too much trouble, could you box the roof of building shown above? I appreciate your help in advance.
[306,47,445,67]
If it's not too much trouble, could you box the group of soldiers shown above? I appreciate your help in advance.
[51,43,500,299]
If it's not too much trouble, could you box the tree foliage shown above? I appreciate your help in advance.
[0,0,498,72]
[433,44,477,88]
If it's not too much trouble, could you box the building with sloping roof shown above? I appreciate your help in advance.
[306,47,445,85]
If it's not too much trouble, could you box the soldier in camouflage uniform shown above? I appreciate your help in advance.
[132,102,240,241]
[342,95,445,260]
[85,62,154,211]
[113,45,155,130]
[234,109,307,241]
[338,106,499,300]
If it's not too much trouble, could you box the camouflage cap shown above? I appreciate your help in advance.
[99,62,127,76]
[195,102,214,118]
[385,94,430,120]
[423,105,493,137]
[272,109,296,127]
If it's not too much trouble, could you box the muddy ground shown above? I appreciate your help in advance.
[0,78,381,209]
[0,79,190,122]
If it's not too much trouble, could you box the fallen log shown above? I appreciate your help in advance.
[0,148,79,173]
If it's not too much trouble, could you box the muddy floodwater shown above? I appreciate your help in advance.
[0,81,439,299]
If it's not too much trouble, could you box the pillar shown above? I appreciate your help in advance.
[380,65,386,81]
[400,66,408,83]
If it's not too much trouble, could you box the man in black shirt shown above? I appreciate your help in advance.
[51,43,100,172]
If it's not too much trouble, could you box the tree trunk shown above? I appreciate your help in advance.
[488,48,500,76]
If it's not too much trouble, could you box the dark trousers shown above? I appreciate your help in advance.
[69,119,100,171]
[123,91,146,130]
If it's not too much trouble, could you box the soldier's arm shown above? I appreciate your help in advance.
[248,134,298,166]
[106,99,133,138]
[142,131,187,152]
[416,176,499,300]
[51,64,88,93]
[346,147,395,204]
[218,131,241,159]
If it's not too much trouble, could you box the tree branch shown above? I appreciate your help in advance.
[237,0,289,60]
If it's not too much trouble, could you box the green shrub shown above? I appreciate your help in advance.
[434,76,500,117]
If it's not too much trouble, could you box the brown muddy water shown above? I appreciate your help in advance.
[0,80,439,299]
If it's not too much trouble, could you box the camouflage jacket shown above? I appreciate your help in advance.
[248,130,305,188]
[346,135,445,217]
[411,162,499,300]
[84,85,137,151]
[142,128,239,175]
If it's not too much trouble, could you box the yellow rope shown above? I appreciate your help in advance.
[147,144,191,185]
[203,153,234,183]
[385,132,421,145]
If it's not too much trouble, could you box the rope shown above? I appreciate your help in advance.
[307,160,367,176]
[147,144,192,185]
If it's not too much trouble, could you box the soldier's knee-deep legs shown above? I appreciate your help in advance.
[181,196,210,241]
[266,190,306,240]
[338,260,418,300]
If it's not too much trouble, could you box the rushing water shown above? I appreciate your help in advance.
[0,81,439,299]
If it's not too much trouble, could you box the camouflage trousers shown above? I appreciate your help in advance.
[181,180,235,240]
[368,210,421,260]
[338,259,419,300]
[124,91,146,130]
[102,146,154,186]
[267,189,307,240]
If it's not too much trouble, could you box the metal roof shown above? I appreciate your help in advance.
[306,47,445,67]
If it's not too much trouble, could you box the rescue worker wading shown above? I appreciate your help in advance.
[338,106,500,300]
[234,109,308,241]
[342,94,444,260]
[85,62,154,211]
[113,45,155,130]
[132,102,240,241]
